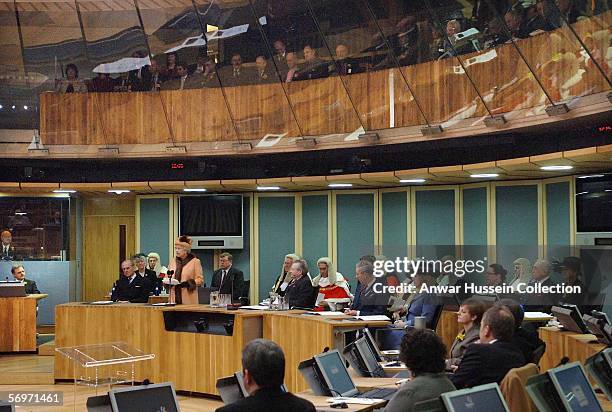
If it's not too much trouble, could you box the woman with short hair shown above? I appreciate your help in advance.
[447,297,487,370]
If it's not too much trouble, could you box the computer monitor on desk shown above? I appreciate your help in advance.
[441,383,509,412]
[0,281,26,297]
[314,350,358,397]
[586,348,612,401]
[552,305,589,334]
[108,382,180,412]
[343,336,385,378]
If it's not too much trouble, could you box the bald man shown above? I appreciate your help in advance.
[1,230,15,261]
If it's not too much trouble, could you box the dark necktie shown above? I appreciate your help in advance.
[66,83,74,93]
[221,270,227,285]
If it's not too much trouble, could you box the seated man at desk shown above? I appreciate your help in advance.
[216,339,315,412]
[284,259,316,309]
[211,252,244,302]
[111,259,151,303]
[345,260,390,316]
[11,265,40,294]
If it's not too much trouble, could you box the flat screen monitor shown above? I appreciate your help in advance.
[549,362,603,412]
[586,348,612,401]
[179,195,242,237]
[313,349,358,397]
[441,383,509,412]
[361,328,383,362]
[216,375,243,405]
[354,336,385,377]
[109,382,179,412]
[552,306,589,334]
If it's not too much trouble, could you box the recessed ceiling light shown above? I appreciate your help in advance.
[540,165,573,171]
[15,212,27,216]
[470,173,499,178]
[183,188,207,192]
[257,186,281,191]
[108,189,130,194]
[53,189,76,194]
[605,189,612,193]
[328,183,353,188]
[399,179,426,183]
[576,191,589,195]
[577,174,604,179]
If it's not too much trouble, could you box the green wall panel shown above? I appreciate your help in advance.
[301,195,329,275]
[546,181,570,261]
[139,198,170,265]
[381,191,408,259]
[415,190,455,258]
[495,185,539,268]
[336,194,375,289]
[258,196,295,300]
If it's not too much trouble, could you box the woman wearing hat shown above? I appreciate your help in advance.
[166,235,204,304]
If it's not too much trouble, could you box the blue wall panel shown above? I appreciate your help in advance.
[336,194,375,289]
[257,196,295,300]
[546,182,570,260]
[302,195,328,275]
[415,190,455,258]
[139,198,170,264]
[381,191,408,259]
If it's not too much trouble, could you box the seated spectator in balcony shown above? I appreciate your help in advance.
[333,44,362,75]
[56,64,87,93]
[284,52,300,83]
[113,72,131,92]
[149,59,163,91]
[504,8,530,39]
[201,58,221,88]
[189,54,208,75]
[161,64,195,90]
[482,17,510,49]
[534,0,563,30]
[273,39,289,75]
[128,51,151,92]
[392,15,425,66]
[91,72,114,92]
[162,52,179,80]
[221,53,255,86]
[555,0,585,23]
[472,0,508,30]
[254,56,274,84]
[295,45,328,80]
[439,19,476,59]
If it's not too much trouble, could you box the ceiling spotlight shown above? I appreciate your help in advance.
[576,191,588,195]
[53,189,76,194]
[183,188,207,192]
[328,183,353,188]
[577,174,604,179]
[257,186,281,191]
[23,105,28,110]
[470,173,499,178]
[108,189,130,194]
[399,178,426,183]
[11,105,16,110]
[0,104,3,109]
[540,165,573,171]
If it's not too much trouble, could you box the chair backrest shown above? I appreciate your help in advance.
[500,363,539,412]
[532,344,546,365]
[430,305,445,330]
[239,280,250,305]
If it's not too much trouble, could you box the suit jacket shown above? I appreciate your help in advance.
[220,66,256,87]
[447,325,480,368]
[295,58,328,80]
[522,277,560,312]
[351,279,389,316]
[385,372,456,412]
[211,266,244,301]
[215,387,315,412]
[405,293,439,328]
[513,327,545,364]
[128,65,151,91]
[137,268,159,292]
[111,274,151,303]
[285,275,316,309]
[1,244,15,261]
[450,341,526,388]
[23,278,41,294]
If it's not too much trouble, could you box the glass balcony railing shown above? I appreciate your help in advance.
[1,0,609,142]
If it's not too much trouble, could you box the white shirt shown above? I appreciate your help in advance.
[128,274,137,284]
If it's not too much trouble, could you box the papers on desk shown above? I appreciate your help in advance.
[525,311,553,321]
[355,315,391,321]
[88,301,114,305]
[305,311,346,316]
[326,397,383,405]
[241,305,270,310]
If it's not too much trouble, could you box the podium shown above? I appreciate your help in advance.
[0,293,48,352]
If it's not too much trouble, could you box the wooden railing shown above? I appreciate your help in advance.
[39,15,610,147]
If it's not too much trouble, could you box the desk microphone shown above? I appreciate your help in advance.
[556,356,570,367]
[166,270,175,295]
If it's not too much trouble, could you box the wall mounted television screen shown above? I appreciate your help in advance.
[576,174,612,232]
[179,195,243,237]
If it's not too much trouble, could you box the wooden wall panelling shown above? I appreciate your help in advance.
[82,197,135,301]
[0,297,37,351]
[436,310,463,354]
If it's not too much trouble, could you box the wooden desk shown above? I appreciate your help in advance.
[297,391,387,412]
[0,294,47,352]
[54,304,390,395]
[538,327,606,374]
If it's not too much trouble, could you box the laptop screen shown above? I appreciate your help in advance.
[551,363,603,412]
[109,383,179,412]
[314,350,357,397]
[354,337,381,375]
[443,384,508,412]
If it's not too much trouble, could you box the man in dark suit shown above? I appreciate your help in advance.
[285,259,316,309]
[1,230,15,261]
[450,306,526,388]
[128,51,152,92]
[133,254,159,292]
[216,339,315,412]
[345,260,389,317]
[295,45,328,80]
[11,265,40,294]
[211,252,244,302]
[111,259,151,303]
[522,259,560,312]
[220,54,255,87]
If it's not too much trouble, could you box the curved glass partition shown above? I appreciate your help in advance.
[0,0,609,147]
